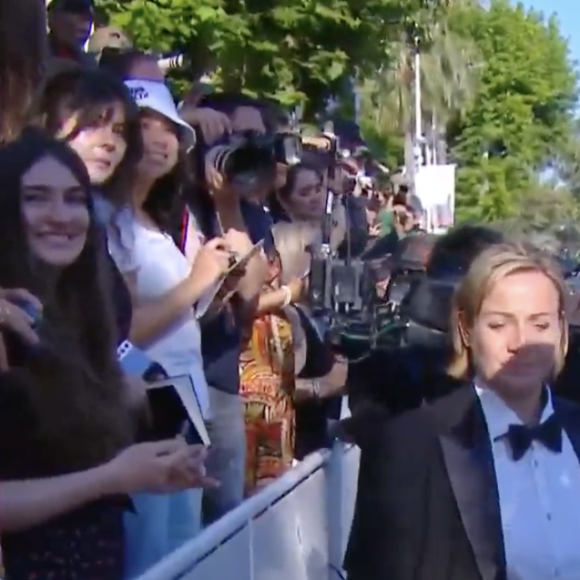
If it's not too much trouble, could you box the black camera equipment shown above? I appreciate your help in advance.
[204,130,302,194]
[304,124,462,361]
[306,122,380,351]
[304,123,421,355]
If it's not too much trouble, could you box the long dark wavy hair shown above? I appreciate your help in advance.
[0,0,47,145]
[0,129,133,479]
[31,66,143,209]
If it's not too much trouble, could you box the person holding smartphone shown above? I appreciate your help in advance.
[0,130,215,580]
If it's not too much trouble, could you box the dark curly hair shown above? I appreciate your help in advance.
[31,65,143,209]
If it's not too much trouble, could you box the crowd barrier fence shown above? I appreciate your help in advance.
[135,442,361,580]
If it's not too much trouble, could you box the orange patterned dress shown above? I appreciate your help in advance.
[239,312,295,496]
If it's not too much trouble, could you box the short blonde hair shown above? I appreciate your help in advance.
[447,242,568,379]
[272,221,320,284]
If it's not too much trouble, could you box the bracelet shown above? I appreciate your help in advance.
[280,285,292,307]
[311,379,321,397]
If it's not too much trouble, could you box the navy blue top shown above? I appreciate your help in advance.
[200,200,274,394]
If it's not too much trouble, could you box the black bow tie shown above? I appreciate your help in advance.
[505,414,563,461]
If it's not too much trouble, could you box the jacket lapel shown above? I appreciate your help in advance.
[433,386,506,580]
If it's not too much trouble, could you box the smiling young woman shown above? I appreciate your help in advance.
[0,129,214,580]
[0,129,131,579]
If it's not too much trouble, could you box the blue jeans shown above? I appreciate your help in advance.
[202,386,246,526]
[123,489,202,579]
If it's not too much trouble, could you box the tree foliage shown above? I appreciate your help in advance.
[493,183,580,235]
[96,0,451,112]
[447,0,578,222]
[96,0,580,229]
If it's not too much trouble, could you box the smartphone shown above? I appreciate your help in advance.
[117,341,156,378]
[6,297,42,330]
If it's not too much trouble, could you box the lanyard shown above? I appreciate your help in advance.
[179,210,189,253]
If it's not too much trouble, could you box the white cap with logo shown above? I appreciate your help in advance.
[124,79,196,151]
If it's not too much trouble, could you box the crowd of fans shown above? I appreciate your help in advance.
[7,1,580,579]
[0,0,409,577]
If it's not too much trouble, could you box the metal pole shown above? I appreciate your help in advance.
[412,43,429,229]
[430,113,437,165]
[412,44,423,177]
[414,47,422,143]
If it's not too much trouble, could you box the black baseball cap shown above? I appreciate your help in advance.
[49,0,94,14]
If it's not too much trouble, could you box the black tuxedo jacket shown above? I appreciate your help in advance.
[344,383,580,580]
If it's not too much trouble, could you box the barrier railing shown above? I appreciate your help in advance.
[135,442,360,580]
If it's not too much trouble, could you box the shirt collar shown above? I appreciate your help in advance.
[474,378,554,441]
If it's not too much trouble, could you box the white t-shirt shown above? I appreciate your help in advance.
[107,211,210,418]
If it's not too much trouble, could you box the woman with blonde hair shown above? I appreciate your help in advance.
[239,222,313,494]
[239,221,344,493]
[346,242,580,580]
[272,221,319,284]
[273,221,347,459]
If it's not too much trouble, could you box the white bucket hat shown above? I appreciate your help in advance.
[124,79,196,150]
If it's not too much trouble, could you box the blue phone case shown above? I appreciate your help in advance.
[117,341,155,377]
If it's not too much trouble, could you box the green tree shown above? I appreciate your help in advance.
[447,0,578,222]
[494,182,580,234]
[95,0,452,112]
[554,118,580,201]
[357,12,480,170]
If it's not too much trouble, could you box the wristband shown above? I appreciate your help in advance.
[280,285,292,307]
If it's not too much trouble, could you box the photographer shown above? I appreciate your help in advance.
[271,151,366,258]
[363,192,425,260]
[335,155,371,259]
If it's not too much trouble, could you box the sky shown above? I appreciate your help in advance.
[518,0,579,70]
[516,0,578,180]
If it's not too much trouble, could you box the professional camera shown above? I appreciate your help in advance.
[302,120,457,358]
[204,130,302,193]
[305,123,393,352]
[320,230,464,359]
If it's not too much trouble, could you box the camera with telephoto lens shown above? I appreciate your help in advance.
[204,130,302,194]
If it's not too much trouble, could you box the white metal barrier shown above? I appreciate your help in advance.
[135,443,360,580]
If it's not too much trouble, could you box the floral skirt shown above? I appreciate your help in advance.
[240,368,295,496]
[2,497,129,580]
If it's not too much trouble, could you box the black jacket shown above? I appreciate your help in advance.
[345,383,580,580]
